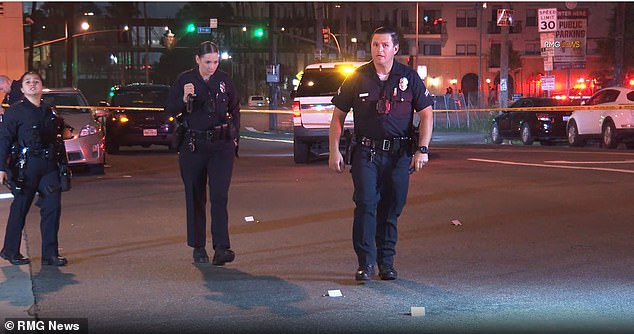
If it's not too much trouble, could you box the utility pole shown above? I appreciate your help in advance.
[144,2,150,84]
[499,25,509,108]
[65,3,74,87]
[614,2,625,87]
[268,3,278,130]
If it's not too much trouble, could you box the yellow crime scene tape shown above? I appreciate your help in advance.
[2,104,633,114]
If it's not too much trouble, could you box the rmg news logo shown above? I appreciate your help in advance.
[543,40,582,49]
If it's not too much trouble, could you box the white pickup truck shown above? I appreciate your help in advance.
[291,62,365,163]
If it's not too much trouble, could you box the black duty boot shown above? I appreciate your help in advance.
[193,247,209,264]
[0,250,31,265]
[212,249,235,266]
[355,265,375,281]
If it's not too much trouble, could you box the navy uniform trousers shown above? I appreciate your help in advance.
[179,139,234,251]
[351,145,411,268]
[2,157,61,258]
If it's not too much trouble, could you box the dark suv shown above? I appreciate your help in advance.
[104,83,174,153]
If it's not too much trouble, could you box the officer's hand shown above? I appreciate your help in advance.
[182,83,195,103]
[329,150,345,173]
[0,171,7,185]
[410,152,429,172]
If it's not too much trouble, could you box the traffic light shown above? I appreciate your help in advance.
[322,27,330,44]
[186,23,196,33]
[253,27,264,38]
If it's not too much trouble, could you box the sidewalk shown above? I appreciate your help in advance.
[0,196,35,320]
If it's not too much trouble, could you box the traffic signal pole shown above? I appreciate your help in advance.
[268,3,278,130]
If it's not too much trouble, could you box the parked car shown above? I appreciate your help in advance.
[490,97,572,145]
[292,62,365,163]
[104,83,174,153]
[41,88,106,174]
[247,95,267,107]
[567,87,634,148]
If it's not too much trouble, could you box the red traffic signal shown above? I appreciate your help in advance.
[322,27,330,44]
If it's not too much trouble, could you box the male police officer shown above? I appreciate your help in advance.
[1,75,23,118]
[329,27,434,281]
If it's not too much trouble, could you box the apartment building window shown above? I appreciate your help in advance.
[401,10,409,29]
[456,44,477,56]
[456,9,477,27]
[422,9,443,34]
[525,42,539,55]
[526,9,537,27]
[422,43,441,56]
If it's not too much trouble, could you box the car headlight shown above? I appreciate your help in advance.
[79,124,98,137]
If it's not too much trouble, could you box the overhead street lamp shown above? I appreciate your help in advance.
[25,26,129,50]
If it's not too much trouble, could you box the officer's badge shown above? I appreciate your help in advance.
[399,77,408,91]
[219,81,226,93]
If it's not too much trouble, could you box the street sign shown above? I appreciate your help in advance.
[266,64,280,83]
[543,57,553,72]
[540,32,555,57]
[541,76,555,90]
[197,27,211,34]
[538,8,558,32]
[210,18,218,29]
[496,9,514,27]
[500,78,508,92]
[553,9,587,70]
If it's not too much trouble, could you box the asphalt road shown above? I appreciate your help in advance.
[1,132,633,334]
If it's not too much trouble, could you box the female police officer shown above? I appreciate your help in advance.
[329,27,434,281]
[166,41,240,265]
[0,71,69,266]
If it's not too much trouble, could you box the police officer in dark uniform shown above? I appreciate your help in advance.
[329,27,434,281]
[166,41,240,265]
[0,71,69,266]
[1,75,24,120]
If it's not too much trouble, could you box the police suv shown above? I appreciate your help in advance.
[292,62,365,163]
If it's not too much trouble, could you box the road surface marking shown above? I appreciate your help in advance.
[241,135,293,144]
[0,193,14,200]
[468,158,634,174]
[544,160,634,164]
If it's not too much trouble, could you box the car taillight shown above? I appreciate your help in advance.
[536,113,551,122]
[292,101,301,117]
[118,114,129,123]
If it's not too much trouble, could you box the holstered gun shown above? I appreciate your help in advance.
[343,129,354,165]
[7,146,27,195]
[171,94,195,151]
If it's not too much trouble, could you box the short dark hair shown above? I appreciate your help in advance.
[372,26,399,46]
[19,71,43,83]
[197,41,219,57]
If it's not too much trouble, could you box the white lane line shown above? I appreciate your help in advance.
[0,193,14,200]
[544,160,634,164]
[241,135,293,144]
[468,158,634,174]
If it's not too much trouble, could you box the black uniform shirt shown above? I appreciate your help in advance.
[0,99,59,171]
[332,60,433,138]
[1,80,24,107]
[165,67,240,132]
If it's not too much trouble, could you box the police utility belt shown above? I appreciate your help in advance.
[20,146,57,160]
[185,125,231,142]
[359,136,412,155]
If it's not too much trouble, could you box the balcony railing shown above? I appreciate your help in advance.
[487,20,522,34]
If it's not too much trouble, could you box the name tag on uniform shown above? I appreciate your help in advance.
[359,93,369,97]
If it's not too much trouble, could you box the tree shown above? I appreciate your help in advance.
[595,3,634,86]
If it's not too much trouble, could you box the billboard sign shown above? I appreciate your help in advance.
[553,9,587,69]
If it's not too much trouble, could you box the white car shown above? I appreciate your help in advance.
[291,62,365,163]
[42,88,106,174]
[566,87,634,149]
[247,95,267,107]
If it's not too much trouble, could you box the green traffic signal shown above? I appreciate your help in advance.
[254,27,264,38]
[186,23,196,33]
